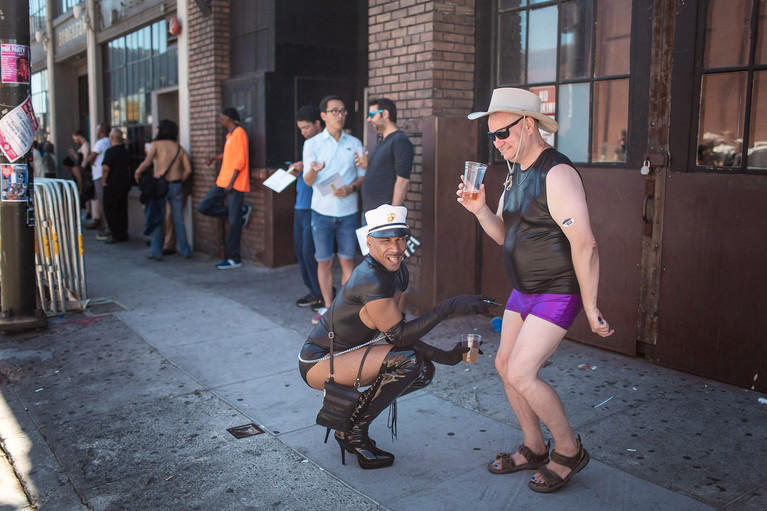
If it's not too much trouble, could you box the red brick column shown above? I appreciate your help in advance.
[368,0,477,304]
[187,0,231,259]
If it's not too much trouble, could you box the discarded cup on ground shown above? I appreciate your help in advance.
[461,333,481,363]
[461,161,487,200]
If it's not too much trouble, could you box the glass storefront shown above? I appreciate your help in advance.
[102,20,178,168]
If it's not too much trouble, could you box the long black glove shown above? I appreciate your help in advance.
[434,294,494,319]
[414,341,467,366]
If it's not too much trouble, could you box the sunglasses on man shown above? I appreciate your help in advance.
[368,109,384,118]
[487,116,524,142]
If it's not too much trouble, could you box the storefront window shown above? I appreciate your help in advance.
[31,70,49,141]
[696,0,767,170]
[30,0,46,34]
[103,21,177,168]
[495,0,631,164]
[59,0,78,15]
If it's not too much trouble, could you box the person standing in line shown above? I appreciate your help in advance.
[292,105,324,310]
[458,88,613,493]
[87,123,112,237]
[302,95,365,324]
[43,142,57,178]
[100,129,133,244]
[355,98,414,215]
[69,130,92,216]
[197,107,252,269]
[135,120,194,260]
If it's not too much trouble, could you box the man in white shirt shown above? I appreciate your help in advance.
[87,123,112,235]
[302,95,365,324]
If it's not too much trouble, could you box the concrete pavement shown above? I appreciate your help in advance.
[1,229,766,510]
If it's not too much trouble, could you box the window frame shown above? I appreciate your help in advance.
[680,0,767,174]
[488,0,639,167]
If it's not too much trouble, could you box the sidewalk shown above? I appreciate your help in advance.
[1,231,766,510]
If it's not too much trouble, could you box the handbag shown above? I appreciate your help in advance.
[315,324,372,435]
[139,145,181,204]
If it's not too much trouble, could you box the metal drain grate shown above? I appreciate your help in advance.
[227,424,264,439]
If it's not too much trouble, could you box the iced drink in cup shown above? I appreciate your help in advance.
[461,333,481,363]
[461,161,487,200]
[354,147,367,167]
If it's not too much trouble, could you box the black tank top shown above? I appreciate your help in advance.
[502,148,581,295]
[308,254,409,350]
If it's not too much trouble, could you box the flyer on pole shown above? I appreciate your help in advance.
[0,96,39,163]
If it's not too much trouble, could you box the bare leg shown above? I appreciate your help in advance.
[339,257,355,286]
[492,309,549,470]
[503,315,580,482]
[305,344,394,390]
[317,258,334,308]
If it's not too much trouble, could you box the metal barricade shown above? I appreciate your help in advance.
[33,178,87,314]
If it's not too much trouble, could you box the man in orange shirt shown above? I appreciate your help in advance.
[197,107,252,269]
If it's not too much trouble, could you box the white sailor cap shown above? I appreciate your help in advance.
[365,204,411,238]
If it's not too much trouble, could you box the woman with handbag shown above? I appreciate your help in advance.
[299,204,494,469]
[134,120,193,260]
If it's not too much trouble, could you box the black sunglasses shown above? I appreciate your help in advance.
[487,116,524,142]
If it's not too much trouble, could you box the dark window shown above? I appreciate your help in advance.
[102,21,177,169]
[694,0,767,171]
[493,0,631,164]
[30,0,46,35]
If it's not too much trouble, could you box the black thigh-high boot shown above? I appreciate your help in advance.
[400,358,434,397]
[335,347,424,469]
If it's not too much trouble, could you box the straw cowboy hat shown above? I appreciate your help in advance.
[468,87,558,133]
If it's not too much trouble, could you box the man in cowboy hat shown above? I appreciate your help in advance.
[298,203,493,469]
[458,87,613,492]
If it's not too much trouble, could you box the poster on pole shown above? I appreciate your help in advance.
[1,164,29,202]
[0,96,39,163]
[1,44,31,84]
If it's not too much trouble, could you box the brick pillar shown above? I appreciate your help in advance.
[187,0,231,259]
[368,0,477,310]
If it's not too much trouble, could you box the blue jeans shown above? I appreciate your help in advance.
[167,182,192,257]
[197,184,244,262]
[145,195,167,258]
[311,211,359,261]
[294,208,321,296]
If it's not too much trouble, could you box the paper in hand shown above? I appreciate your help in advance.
[262,168,297,193]
[316,172,346,196]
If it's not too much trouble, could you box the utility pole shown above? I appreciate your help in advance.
[0,0,47,332]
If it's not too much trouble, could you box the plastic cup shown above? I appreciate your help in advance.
[355,147,367,167]
[461,333,481,363]
[461,161,487,200]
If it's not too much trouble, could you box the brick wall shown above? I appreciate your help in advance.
[187,0,230,260]
[368,0,476,300]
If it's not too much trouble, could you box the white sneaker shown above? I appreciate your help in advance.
[312,307,328,325]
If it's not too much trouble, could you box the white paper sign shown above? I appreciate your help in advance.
[0,96,39,162]
[316,172,346,196]
[356,225,370,256]
[262,168,297,193]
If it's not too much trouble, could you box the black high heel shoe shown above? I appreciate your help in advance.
[331,347,425,469]
[335,428,394,469]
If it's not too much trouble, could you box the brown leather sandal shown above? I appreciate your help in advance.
[528,435,590,493]
[487,441,550,474]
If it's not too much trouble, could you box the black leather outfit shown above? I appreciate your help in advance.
[299,254,409,382]
[502,148,581,295]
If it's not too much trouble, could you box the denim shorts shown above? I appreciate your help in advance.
[506,289,583,330]
[311,211,359,261]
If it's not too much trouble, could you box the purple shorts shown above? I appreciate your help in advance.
[505,289,583,330]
